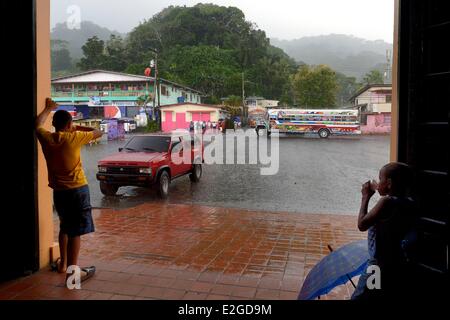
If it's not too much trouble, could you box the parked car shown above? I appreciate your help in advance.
[96,133,204,198]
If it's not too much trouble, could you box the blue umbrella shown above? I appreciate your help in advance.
[298,240,369,300]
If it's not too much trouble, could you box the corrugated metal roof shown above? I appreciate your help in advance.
[348,83,392,102]
[160,103,222,109]
[52,70,152,83]
[51,70,203,94]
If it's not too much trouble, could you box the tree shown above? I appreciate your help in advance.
[245,46,298,101]
[76,4,299,104]
[104,35,127,71]
[124,4,290,100]
[161,45,241,101]
[363,69,384,85]
[223,95,242,107]
[291,65,338,108]
[51,40,72,72]
[78,36,107,70]
[335,72,359,107]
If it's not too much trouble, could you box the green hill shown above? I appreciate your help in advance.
[51,21,124,59]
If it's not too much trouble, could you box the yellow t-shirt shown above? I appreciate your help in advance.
[36,127,94,190]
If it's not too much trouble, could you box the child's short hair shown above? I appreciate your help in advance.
[382,162,413,194]
[52,110,72,131]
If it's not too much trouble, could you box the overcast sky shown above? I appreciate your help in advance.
[51,0,394,42]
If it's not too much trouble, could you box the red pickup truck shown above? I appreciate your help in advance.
[96,133,203,198]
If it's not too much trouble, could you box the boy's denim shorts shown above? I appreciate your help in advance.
[53,185,95,238]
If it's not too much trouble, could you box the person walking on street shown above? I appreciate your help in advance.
[35,98,103,286]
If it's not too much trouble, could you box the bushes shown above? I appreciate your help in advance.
[146,120,159,132]
[134,119,160,133]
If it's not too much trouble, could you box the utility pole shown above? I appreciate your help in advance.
[242,72,246,120]
[384,49,392,84]
[155,52,161,129]
[155,52,160,108]
[150,49,160,129]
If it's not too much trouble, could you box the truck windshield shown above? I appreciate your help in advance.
[123,136,171,153]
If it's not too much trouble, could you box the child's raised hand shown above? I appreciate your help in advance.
[45,98,58,111]
[361,180,376,198]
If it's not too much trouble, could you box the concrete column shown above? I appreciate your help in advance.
[36,0,56,269]
[390,0,399,162]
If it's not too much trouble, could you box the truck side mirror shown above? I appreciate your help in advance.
[118,147,123,152]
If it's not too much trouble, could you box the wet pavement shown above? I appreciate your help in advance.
[1,203,365,300]
[82,131,390,215]
[0,130,385,300]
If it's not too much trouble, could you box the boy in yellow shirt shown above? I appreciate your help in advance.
[35,98,103,285]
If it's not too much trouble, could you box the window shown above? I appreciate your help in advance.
[161,85,168,96]
[361,114,368,125]
[124,136,171,153]
[385,94,392,103]
[383,114,391,124]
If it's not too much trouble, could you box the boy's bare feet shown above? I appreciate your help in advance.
[51,258,67,274]
[57,261,67,274]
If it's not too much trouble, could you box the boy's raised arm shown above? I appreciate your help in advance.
[75,125,103,139]
[35,98,58,129]
[357,181,389,231]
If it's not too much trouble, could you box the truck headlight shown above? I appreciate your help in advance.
[98,166,107,173]
[139,168,152,175]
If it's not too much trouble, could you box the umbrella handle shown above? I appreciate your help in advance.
[327,244,357,289]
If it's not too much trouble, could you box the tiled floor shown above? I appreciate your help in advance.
[0,203,365,300]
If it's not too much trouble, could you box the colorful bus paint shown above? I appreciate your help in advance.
[267,109,361,138]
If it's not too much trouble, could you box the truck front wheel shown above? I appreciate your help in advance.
[100,182,118,196]
[157,170,170,199]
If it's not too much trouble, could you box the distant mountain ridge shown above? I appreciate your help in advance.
[51,21,125,59]
[271,34,393,80]
[51,21,392,81]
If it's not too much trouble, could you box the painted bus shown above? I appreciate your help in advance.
[248,108,267,128]
[267,109,361,138]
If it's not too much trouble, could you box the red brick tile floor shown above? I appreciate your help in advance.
[0,203,365,300]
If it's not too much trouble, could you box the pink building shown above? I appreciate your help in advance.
[362,112,391,134]
[160,103,223,132]
[349,84,392,135]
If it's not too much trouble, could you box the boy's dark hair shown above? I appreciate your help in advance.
[52,110,72,131]
[382,162,414,195]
